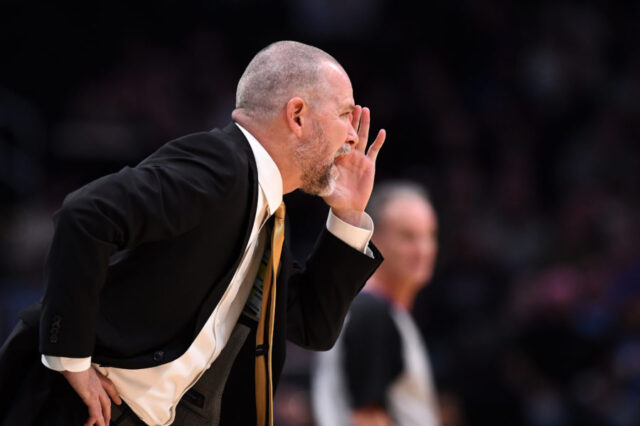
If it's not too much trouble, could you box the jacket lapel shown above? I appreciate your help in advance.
[193,123,260,334]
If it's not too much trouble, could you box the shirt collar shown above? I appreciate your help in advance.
[234,122,283,216]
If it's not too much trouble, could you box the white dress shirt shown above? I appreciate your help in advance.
[43,123,374,425]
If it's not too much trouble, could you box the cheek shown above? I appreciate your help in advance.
[310,135,333,164]
[423,239,438,261]
[331,122,349,146]
[388,242,419,266]
[403,241,435,266]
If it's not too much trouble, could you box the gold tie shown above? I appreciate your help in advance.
[255,202,285,426]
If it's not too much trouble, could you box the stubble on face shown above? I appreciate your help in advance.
[295,122,351,197]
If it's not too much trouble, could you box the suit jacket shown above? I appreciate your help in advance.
[1,123,381,422]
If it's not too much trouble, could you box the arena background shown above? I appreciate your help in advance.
[1,1,639,425]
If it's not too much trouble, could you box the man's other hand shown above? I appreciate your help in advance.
[61,367,122,426]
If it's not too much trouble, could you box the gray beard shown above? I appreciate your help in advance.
[298,159,336,196]
[296,142,350,196]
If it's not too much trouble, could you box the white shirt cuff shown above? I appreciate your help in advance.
[326,209,374,257]
[41,355,92,372]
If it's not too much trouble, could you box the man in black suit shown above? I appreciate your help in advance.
[0,40,385,425]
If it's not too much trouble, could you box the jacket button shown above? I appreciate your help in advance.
[153,351,164,362]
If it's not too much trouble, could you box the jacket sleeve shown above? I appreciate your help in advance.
[285,228,383,351]
[40,133,238,357]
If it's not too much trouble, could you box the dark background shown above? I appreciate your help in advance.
[1,1,639,425]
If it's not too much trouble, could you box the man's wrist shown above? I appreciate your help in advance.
[331,208,364,228]
[41,354,92,372]
[327,209,374,254]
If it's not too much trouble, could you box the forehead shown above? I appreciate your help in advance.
[318,62,354,108]
[381,196,438,231]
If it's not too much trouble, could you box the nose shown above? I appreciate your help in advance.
[347,122,358,147]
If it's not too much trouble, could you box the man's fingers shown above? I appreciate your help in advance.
[85,400,105,426]
[356,107,370,153]
[351,105,362,133]
[62,368,113,426]
[98,389,112,425]
[98,373,122,405]
[366,129,386,163]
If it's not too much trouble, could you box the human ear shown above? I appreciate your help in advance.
[285,97,306,138]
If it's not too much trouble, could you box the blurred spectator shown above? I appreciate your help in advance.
[312,182,443,426]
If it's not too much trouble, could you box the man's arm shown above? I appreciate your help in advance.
[40,134,238,359]
[286,105,386,349]
[39,134,239,425]
[285,225,382,350]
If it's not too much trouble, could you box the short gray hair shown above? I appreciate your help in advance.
[367,180,433,228]
[235,41,341,121]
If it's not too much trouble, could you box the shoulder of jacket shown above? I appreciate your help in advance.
[142,130,246,166]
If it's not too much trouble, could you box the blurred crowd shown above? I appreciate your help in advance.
[1,1,639,425]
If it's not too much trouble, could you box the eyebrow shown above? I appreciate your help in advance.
[342,104,356,113]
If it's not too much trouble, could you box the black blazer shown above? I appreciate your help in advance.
[17,122,381,375]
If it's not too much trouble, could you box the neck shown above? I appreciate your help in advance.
[233,109,301,194]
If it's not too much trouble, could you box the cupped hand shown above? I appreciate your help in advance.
[323,105,386,226]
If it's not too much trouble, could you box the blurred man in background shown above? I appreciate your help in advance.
[312,181,440,426]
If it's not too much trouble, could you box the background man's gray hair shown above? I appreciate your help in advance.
[366,180,433,228]
[235,40,342,121]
